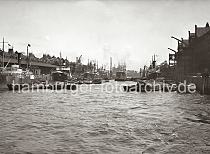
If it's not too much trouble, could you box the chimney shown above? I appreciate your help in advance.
[181,38,184,47]
[195,25,197,37]
[188,31,191,43]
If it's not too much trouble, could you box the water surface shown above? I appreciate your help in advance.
[0,82,210,153]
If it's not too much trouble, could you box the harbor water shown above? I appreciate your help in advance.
[0,81,210,153]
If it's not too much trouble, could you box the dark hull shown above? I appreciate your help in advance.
[103,80,109,83]
[7,83,77,91]
[0,74,7,90]
[7,84,24,91]
[92,82,102,84]
[47,84,77,90]
[115,79,127,81]
[0,84,8,91]
[75,81,84,85]
[123,84,151,92]
[66,84,76,90]
[92,79,102,84]
[52,72,68,82]
[161,86,177,92]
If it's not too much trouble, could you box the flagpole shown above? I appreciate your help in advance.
[2,38,4,68]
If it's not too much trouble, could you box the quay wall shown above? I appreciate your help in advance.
[184,76,210,94]
[172,71,210,94]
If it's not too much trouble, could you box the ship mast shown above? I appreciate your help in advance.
[0,37,8,68]
[26,44,31,70]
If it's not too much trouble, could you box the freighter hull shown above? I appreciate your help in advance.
[0,74,8,90]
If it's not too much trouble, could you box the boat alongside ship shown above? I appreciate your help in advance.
[0,64,77,91]
[0,64,196,93]
[0,65,35,91]
[73,72,103,85]
[50,66,76,90]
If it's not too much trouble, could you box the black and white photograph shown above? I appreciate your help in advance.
[0,0,210,153]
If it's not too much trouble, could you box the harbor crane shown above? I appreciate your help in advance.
[77,55,82,63]
[171,36,188,46]
[76,55,82,64]
[78,55,82,63]
[167,48,177,66]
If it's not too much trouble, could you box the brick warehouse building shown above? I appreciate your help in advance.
[174,22,210,81]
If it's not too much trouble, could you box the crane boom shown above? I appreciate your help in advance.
[171,36,188,45]
[168,48,177,53]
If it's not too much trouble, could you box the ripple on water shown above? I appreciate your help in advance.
[0,84,210,153]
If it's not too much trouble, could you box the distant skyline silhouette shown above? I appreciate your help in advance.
[0,0,209,70]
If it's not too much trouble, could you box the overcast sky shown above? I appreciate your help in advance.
[0,0,209,70]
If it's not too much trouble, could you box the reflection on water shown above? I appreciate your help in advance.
[0,81,210,153]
